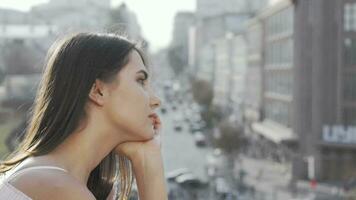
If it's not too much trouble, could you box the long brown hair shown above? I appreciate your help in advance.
[0,32,144,200]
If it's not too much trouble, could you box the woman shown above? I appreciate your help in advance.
[0,32,167,200]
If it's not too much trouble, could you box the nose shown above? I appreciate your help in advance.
[150,94,161,109]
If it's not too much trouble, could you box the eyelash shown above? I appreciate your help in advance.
[137,78,146,86]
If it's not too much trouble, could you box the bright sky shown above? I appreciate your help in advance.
[0,0,196,52]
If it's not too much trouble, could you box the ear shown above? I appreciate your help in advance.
[89,80,106,106]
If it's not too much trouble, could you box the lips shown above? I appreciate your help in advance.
[148,113,158,118]
[148,113,159,130]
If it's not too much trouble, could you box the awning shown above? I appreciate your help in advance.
[252,120,297,144]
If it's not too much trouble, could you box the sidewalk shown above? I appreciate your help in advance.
[236,155,296,200]
[235,155,346,200]
[295,180,345,199]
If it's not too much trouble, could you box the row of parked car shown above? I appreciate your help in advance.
[166,167,244,200]
[166,168,209,200]
[159,80,209,148]
[169,102,208,147]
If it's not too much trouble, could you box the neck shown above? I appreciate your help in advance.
[46,113,124,185]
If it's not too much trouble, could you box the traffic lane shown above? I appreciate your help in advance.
[160,106,210,181]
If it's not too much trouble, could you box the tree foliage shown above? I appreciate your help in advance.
[214,120,244,154]
[191,78,213,107]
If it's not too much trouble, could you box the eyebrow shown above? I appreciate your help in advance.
[136,70,149,79]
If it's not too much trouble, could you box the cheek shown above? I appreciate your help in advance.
[107,86,152,139]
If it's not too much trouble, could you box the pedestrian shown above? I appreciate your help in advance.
[0,32,167,200]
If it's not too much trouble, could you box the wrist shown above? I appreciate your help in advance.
[131,151,167,200]
[131,150,164,171]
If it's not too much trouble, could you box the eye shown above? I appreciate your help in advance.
[137,77,146,86]
[136,71,148,86]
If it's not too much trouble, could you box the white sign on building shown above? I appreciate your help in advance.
[322,125,356,144]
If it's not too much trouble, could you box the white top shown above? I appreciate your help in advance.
[0,166,68,200]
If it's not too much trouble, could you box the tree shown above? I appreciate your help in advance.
[214,119,246,186]
[214,119,244,154]
[190,78,224,129]
[191,78,213,107]
[201,104,224,129]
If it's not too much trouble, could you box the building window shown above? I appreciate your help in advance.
[265,70,293,96]
[343,107,356,126]
[345,38,356,67]
[266,6,293,38]
[247,24,262,55]
[266,38,293,67]
[264,100,291,127]
[344,3,356,32]
[344,73,356,101]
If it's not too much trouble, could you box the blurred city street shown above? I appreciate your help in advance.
[158,86,346,199]
[161,105,210,181]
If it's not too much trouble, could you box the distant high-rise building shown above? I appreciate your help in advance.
[30,0,111,32]
[172,12,195,47]
[293,0,356,182]
[0,24,56,106]
[196,0,268,19]
[248,0,296,173]
[192,0,268,83]
[170,12,195,73]
[212,33,246,118]
[44,0,111,9]
[0,8,37,24]
[244,17,264,126]
[245,0,356,183]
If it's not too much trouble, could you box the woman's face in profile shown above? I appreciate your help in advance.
[104,50,161,141]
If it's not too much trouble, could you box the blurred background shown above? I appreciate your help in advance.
[0,0,356,199]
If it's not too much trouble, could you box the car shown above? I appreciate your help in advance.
[166,168,191,182]
[172,105,177,110]
[163,84,171,91]
[174,124,182,132]
[173,114,184,132]
[183,109,193,122]
[160,107,167,114]
[173,113,184,122]
[175,173,208,189]
[177,99,183,105]
[189,123,204,133]
[194,132,207,147]
[190,113,202,122]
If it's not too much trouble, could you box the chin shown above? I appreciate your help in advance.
[146,128,156,139]
[137,127,155,141]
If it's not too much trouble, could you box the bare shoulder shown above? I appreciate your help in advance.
[8,168,96,200]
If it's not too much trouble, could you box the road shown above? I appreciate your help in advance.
[160,103,210,181]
